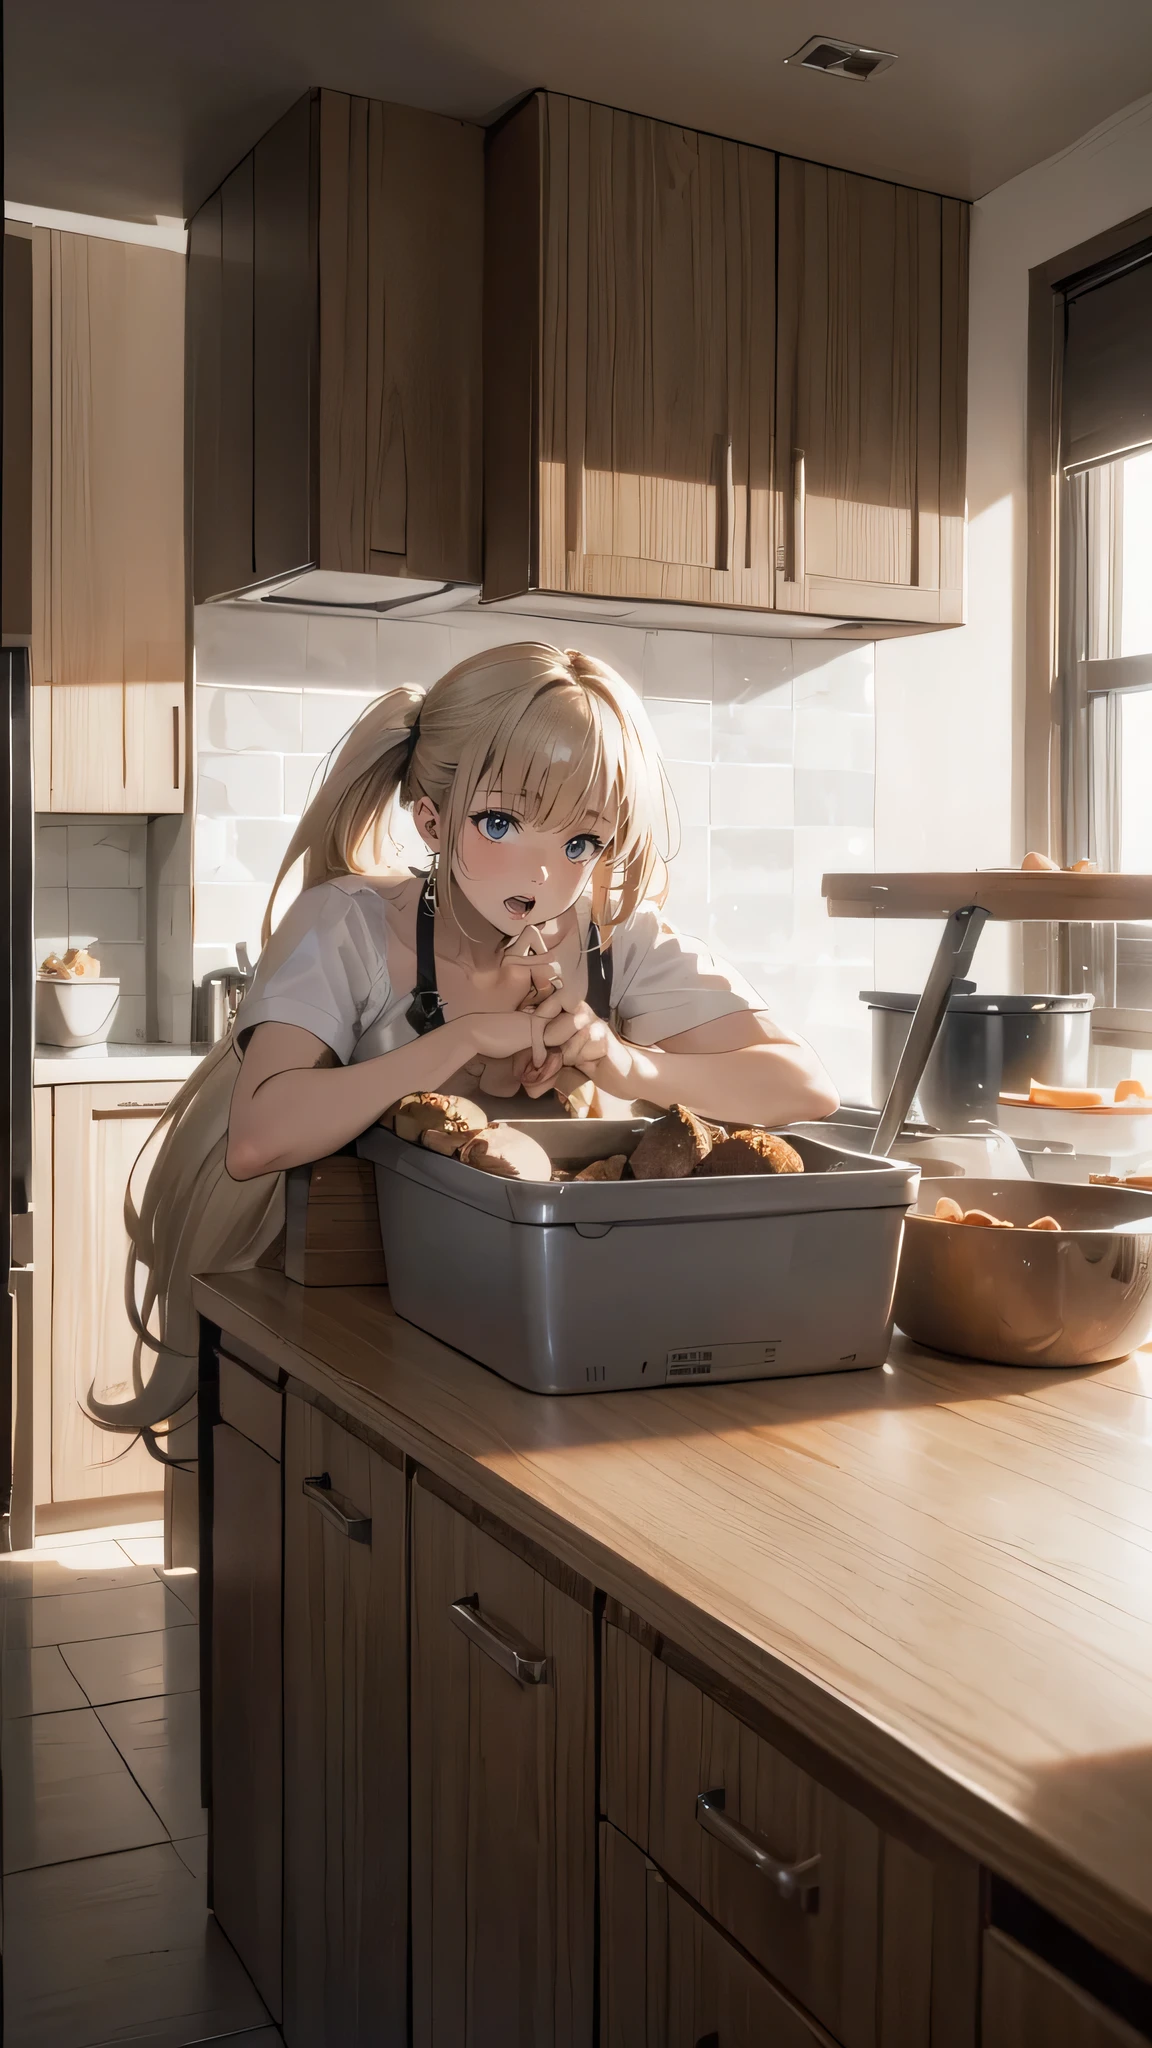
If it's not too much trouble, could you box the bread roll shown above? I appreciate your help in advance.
[694,1130,805,1176]
[458,1126,552,1181]
[934,1195,965,1222]
[574,1154,628,1182]
[628,1105,714,1180]
[386,1092,488,1142]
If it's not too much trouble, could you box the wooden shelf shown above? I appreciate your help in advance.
[823,870,1152,922]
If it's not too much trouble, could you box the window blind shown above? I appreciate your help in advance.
[1063,247,1152,472]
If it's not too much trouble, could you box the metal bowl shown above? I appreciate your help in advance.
[894,1177,1152,1366]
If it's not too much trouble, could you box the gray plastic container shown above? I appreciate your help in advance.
[357,1121,918,1395]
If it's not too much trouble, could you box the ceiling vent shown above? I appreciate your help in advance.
[785,34,896,80]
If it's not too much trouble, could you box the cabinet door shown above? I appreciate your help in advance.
[37,681,185,812]
[48,231,184,684]
[775,158,968,625]
[601,1821,826,2047]
[189,159,255,604]
[486,92,776,609]
[410,1473,595,2048]
[253,93,316,584]
[282,1394,407,2048]
[50,1083,180,1502]
[211,1416,282,2020]
[982,1930,1148,2048]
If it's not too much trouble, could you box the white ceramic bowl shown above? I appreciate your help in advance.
[36,976,120,1048]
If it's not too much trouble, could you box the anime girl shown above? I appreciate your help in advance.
[97,641,837,1435]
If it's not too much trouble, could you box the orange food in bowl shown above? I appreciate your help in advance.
[1115,1079,1147,1102]
[1027,1082,1105,1109]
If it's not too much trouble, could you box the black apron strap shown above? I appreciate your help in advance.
[406,877,446,1035]
[586,922,613,1021]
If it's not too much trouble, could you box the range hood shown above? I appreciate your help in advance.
[227,567,860,639]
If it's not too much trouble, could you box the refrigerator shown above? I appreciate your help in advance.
[2,645,35,1552]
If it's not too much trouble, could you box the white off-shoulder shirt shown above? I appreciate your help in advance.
[235,875,772,1065]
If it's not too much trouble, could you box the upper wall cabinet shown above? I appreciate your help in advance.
[484,92,778,610]
[484,94,969,630]
[18,226,185,686]
[188,88,483,604]
[774,157,969,626]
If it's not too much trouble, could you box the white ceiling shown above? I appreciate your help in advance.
[7,0,1152,220]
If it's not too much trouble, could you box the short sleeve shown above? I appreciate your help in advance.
[234,881,391,1063]
[609,905,772,1045]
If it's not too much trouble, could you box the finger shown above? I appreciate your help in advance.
[531,985,567,1025]
[531,1008,548,1069]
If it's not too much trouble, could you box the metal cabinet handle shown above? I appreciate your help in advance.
[302,1472,371,1543]
[695,1789,821,1912]
[450,1593,548,1685]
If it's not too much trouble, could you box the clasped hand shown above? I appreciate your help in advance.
[462,983,642,1100]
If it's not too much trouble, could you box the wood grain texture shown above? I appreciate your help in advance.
[49,232,184,684]
[195,1271,1152,1983]
[189,161,255,603]
[283,1153,386,1288]
[823,868,1152,922]
[4,231,34,639]
[317,88,482,582]
[601,1822,831,2046]
[29,226,51,683]
[37,681,182,813]
[217,1354,282,1461]
[31,1087,53,1511]
[602,1620,880,2046]
[209,1419,282,2020]
[775,157,967,625]
[52,1083,180,1501]
[487,92,776,610]
[982,1929,1148,2047]
[282,1392,407,2047]
[253,92,316,582]
[410,1472,595,2046]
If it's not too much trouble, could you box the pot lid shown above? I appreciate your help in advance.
[859,988,1095,1014]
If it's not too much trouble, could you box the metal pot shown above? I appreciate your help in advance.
[863,989,1093,1129]
[894,1176,1152,1366]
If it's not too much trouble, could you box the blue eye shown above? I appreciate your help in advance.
[473,810,517,843]
[565,834,602,863]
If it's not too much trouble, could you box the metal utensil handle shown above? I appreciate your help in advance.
[302,1472,371,1543]
[696,1789,821,1911]
[871,905,989,1157]
[450,1593,548,1685]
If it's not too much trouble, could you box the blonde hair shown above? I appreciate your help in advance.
[261,641,672,947]
[95,643,674,1437]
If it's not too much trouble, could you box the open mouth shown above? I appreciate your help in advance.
[504,895,536,918]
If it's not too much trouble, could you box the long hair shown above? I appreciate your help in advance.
[97,642,673,1435]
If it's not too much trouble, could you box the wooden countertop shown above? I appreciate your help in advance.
[195,1269,1152,1982]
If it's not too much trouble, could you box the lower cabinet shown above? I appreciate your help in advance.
[601,1821,827,2046]
[210,1410,283,2020]
[982,1929,1149,2048]
[409,1473,596,2047]
[282,1394,408,2048]
[32,681,186,812]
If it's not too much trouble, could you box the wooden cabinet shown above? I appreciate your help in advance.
[775,157,968,625]
[32,680,185,813]
[49,1082,180,1504]
[282,1392,408,2048]
[189,87,483,603]
[410,1473,596,2047]
[485,94,968,629]
[27,227,184,687]
[601,1822,826,2046]
[982,1930,1149,2048]
[210,1398,283,2019]
[485,91,777,609]
[4,229,33,641]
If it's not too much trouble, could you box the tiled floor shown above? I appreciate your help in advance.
[1,1518,279,2048]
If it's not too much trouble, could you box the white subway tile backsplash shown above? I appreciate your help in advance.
[35,825,67,888]
[196,818,294,889]
[794,706,874,774]
[712,696,793,765]
[644,698,711,764]
[708,895,793,964]
[642,631,713,700]
[34,887,69,942]
[792,641,874,713]
[710,762,793,831]
[664,760,710,830]
[68,887,144,943]
[305,613,378,685]
[283,754,326,816]
[375,621,454,688]
[199,753,284,820]
[662,826,710,940]
[65,823,146,890]
[93,942,147,996]
[193,883,272,952]
[198,686,303,753]
[793,826,874,896]
[710,829,793,897]
[109,994,147,1044]
[794,769,874,830]
[301,691,378,757]
[711,635,793,704]
[195,604,308,685]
